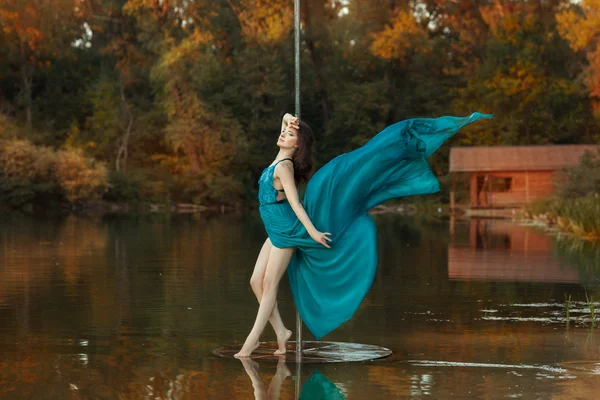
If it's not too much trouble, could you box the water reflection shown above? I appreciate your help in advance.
[1,213,600,399]
[298,369,345,400]
[448,218,580,283]
[238,358,346,400]
[239,357,291,400]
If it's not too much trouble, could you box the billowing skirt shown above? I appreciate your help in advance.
[259,113,493,339]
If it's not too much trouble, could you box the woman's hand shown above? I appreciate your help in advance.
[287,116,299,130]
[283,114,299,129]
[310,230,332,248]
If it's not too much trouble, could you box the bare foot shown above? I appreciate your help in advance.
[234,336,260,358]
[276,357,291,377]
[274,329,292,355]
[240,357,260,372]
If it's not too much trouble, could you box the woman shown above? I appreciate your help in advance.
[235,114,328,358]
[235,112,493,358]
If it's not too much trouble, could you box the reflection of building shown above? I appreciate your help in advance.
[449,145,598,208]
[448,219,579,283]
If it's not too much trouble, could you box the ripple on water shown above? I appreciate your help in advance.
[407,360,568,374]
[479,302,600,326]
[559,361,600,376]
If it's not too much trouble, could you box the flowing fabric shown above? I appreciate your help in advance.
[258,112,493,339]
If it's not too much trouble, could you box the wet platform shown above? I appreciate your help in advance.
[213,341,392,363]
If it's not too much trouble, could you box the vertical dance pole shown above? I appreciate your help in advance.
[294,0,303,364]
[294,1,303,397]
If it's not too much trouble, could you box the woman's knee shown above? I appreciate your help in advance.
[250,275,262,291]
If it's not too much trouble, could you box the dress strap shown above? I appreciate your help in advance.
[273,157,293,166]
[272,158,292,192]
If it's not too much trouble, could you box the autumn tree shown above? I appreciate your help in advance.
[0,0,85,129]
[556,0,600,117]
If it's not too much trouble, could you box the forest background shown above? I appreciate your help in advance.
[1,0,599,209]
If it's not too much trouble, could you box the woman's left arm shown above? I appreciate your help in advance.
[276,161,332,248]
[280,113,294,133]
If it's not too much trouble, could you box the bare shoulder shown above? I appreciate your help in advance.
[274,160,294,179]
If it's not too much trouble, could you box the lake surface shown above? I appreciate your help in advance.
[1,212,599,399]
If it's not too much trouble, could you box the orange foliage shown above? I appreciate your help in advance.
[0,0,80,61]
[370,10,428,61]
[225,0,293,45]
[54,149,109,203]
[556,0,600,113]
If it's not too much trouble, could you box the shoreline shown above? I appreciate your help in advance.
[4,199,599,245]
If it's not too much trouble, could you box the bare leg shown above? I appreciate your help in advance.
[235,246,295,358]
[266,357,291,400]
[239,358,266,400]
[250,239,292,355]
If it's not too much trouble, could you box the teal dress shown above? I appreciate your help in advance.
[258,113,493,339]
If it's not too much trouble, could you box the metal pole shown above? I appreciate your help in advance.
[294,0,301,120]
[294,0,303,364]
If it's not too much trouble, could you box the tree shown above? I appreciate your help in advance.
[450,0,591,145]
[0,0,85,128]
[556,0,600,116]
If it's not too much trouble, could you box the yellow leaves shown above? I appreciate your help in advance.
[556,2,600,52]
[227,0,293,46]
[54,149,109,203]
[370,10,427,61]
[480,2,538,46]
[123,0,169,18]
[484,62,539,109]
[175,28,215,59]
[485,61,540,96]
[0,139,108,204]
[0,139,53,180]
[556,1,600,112]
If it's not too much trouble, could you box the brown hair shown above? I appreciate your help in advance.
[292,120,314,184]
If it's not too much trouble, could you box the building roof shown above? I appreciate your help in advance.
[449,145,599,172]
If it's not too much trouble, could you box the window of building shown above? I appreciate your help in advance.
[489,177,512,192]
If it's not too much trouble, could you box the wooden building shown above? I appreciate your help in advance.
[449,145,598,209]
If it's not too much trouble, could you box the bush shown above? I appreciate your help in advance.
[0,139,59,206]
[104,169,155,203]
[54,148,108,203]
[0,139,108,207]
[527,195,600,240]
[553,195,600,240]
[557,149,600,199]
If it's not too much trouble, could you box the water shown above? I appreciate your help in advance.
[1,213,599,399]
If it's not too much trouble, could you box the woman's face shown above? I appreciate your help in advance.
[277,126,299,149]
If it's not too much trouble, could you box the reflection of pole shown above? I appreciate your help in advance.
[294,0,303,362]
[450,172,456,215]
[295,359,302,399]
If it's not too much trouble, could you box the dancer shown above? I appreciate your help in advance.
[235,112,493,358]
[235,114,330,358]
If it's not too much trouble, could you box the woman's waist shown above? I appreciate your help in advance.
[259,200,296,220]
[260,198,289,206]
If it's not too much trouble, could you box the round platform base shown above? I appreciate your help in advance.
[213,341,392,363]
